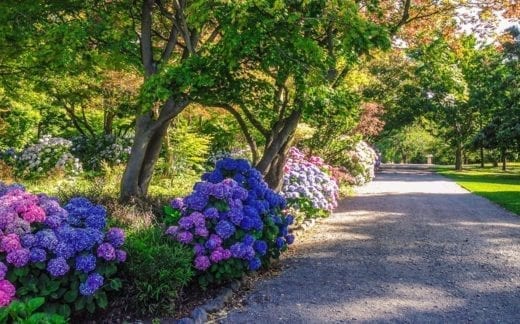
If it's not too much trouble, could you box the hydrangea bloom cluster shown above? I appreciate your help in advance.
[15,135,82,178]
[71,135,132,170]
[0,182,126,307]
[282,147,339,214]
[166,158,293,283]
[344,141,377,185]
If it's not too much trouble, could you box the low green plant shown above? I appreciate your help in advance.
[0,297,67,324]
[124,226,194,315]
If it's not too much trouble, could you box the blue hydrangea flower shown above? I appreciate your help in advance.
[75,254,97,273]
[253,240,267,255]
[248,257,261,271]
[215,220,235,239]
[29,248,47,263]
[79,272,104,296]
[47,257,70,277]
[35,229,58,250]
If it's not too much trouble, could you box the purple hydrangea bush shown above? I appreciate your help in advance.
[0,182,125,316]
[165,158,294,286]
[282,147,339,220]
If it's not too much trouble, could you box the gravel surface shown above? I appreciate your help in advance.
[220,167,520,323]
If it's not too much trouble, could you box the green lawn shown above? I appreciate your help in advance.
[436,163,520,215]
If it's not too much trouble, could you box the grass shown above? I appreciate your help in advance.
[436,163,520,215]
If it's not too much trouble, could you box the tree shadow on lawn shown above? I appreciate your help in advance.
[225,192,520,323]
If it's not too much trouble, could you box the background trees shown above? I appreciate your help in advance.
[0,0,518,202]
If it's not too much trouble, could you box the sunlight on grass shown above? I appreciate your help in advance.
[436,164,520,215]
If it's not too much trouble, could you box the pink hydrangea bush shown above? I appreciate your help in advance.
[0,182,126,316]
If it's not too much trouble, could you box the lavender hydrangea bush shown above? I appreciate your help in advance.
[15,135,82,178]
[165,158,294,286]
[282,147,339,221]
[0,182,126,316]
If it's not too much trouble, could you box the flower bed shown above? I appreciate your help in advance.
[0,182,125,318]
[165,158,294,286]
[282,147,339,221]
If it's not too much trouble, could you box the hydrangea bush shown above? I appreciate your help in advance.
[0,182,126,316]
[15,136,82,178]
[282,147,339,220]
[71,135,132,170]
[165,158,294,286]
[343,140,377,185]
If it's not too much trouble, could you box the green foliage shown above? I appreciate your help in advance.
[124,226,194,315]
[0,297,67,324]
[0,95,41,150]
[164,121,212,175]
[8,262,123,318]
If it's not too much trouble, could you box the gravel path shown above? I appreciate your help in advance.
[221,167,520,323]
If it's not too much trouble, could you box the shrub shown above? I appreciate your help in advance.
[343,141,377,185]
[124,226,194,315]
[71,135,132,171]
[165,158,294,286]
[15,135,82,178]
[282,147,339,220]
[0,183,126,317]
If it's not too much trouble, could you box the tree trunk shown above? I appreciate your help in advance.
[264,138,293,191]
[120,100,188,201]
[480,147,484,168]
[501,148,506,171]
[455,144,463,171]
[256,110,301,176]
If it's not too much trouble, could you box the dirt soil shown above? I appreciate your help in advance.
[218,167,520,323]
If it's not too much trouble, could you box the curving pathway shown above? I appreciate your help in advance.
[220,167,520,323]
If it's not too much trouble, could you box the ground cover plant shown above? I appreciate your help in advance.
[437,164,520,215]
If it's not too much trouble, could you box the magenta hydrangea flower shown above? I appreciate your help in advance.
[0,280,16,307]
[1,234,21,253]
[22,205,46,223]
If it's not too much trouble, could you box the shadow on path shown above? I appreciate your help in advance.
[222,168,520,323]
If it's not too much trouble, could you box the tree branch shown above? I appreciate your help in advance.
[237,103,269,138]
[216,104,260,164]
[141,0,156,77]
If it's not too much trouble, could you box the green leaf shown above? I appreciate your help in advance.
[109,278,122,290]
[63,290,78,303]
[86,300,96,313]
[74,297,86,311]
[58,304,71,318]
[95,291,108,309]
[26,297,45,313]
